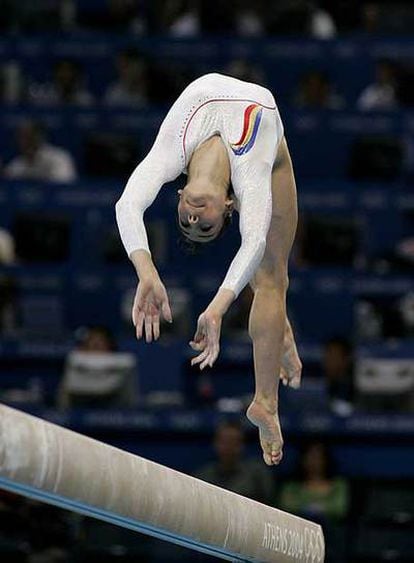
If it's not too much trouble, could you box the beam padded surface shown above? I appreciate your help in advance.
[0,404,324,562]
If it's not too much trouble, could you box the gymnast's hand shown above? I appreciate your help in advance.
[132,277,172,343]
[189,309,223,370]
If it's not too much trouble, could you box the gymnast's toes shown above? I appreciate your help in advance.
[262,445,283,466]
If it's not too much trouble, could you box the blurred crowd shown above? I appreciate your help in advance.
[0,48,176,109]
[0,55,410,187]
[1,1,414,37]
[0,53,410,112]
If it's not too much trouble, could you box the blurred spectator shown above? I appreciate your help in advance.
[360,2,380,34]
[58,326,138,409]
[295,70,345,109]
[194,420,275,504]
[393,236,414,272]
[77,325,117,353]
[78,0,146,34]
[399,292,414,338]
[104,48,149,107]
[322,338,354,416]
[309,2,337,39]
[358,59,399,111]
[4,120,77,183]
[29,59,93,107]
[0,228,16,264]
[164,0,201,37]
[355,300,383,341]
[0,62,24,104]
[279,441,349,522]
[235,1,264,37]
[356,292,413,342]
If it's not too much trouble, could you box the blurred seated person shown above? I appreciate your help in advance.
[235,3,264,37]
[399,291,414,338]
[104,47,149,107]
[194,420,275,505]
[309,2,336,39]
[0,61,25,104]
[4,119,77,183]
[58,326,137,409]
[360,2,381,34]
[295,70,345,110]
[279,441,349,523]
[164,0,201,37]
[357,59,398,111]
[29,59,93,106]
[0,227,16,264]
[323,337,354,416]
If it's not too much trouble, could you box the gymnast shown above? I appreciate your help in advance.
[116,73,302,466]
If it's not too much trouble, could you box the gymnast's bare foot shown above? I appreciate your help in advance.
[246,400,283,466]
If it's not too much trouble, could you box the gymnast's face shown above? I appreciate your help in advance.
[177,185,233,243]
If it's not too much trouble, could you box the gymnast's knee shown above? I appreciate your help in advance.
[248,286,287,341]
[251,266,289,295]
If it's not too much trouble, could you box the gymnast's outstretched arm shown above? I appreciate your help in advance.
[190,161,273,369]
[116,115,184,341]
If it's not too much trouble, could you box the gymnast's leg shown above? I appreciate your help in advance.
[246,137,299,466]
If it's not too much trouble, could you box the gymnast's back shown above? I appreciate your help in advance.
[157,73,283,172]
[181,72,276,108]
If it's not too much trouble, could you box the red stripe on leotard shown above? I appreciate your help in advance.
[231,103,257,147]
[182,98,276,163]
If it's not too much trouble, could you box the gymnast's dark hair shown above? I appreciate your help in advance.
[177,183,234,253]
[177,212,233,254]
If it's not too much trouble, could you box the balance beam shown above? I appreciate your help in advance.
[0,404,324,562]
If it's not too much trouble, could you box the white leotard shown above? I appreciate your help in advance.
[116,73,284,297]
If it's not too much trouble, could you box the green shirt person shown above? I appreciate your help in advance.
[279,442,349,521]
